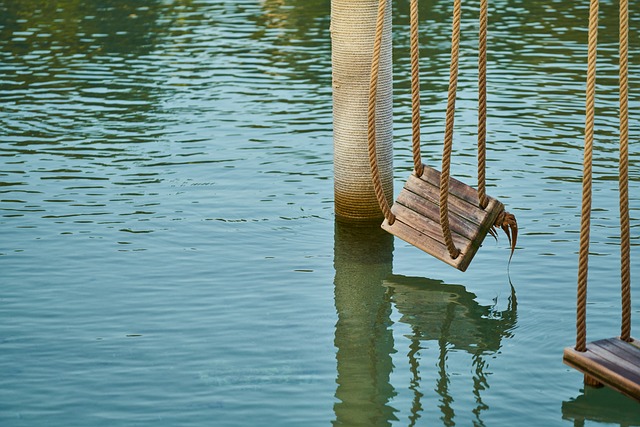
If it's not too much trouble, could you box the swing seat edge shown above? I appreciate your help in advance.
[563,337,640,402]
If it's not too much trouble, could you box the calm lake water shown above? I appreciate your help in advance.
[1,0,639,425]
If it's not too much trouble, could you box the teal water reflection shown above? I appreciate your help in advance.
[2,0,640,425]
[333,221,519,426]
[562,387,640,426]
[385,275,517,426]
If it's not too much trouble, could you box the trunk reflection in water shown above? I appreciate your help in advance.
[333,221,397,426]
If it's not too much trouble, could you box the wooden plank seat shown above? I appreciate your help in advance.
[563,337,640,402]
[382,167,504,272]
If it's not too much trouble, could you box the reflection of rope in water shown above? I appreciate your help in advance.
[438,302,456,427]
[471,354,489,426]
[407,328,423,427]
[562,386,640,426]
[403,295,513,427]
[386,274,518,426]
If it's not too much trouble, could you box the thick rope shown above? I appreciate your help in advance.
[576,0,599,353]
[440,0,462,259]
[619,0,631,343]
[410,0,424,177]
[477,0,488,209]
[368,0,395,224]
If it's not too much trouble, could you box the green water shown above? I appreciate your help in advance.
[1,0,639,425]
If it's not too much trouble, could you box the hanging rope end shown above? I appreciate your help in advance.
[490,209,518,263]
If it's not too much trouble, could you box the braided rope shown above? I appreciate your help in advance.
[619,0,631,342]
[440,0,462,259]
[410,0,424,177]
[477,0,488,209]
[576,0,599,353]
[368,0,395,224]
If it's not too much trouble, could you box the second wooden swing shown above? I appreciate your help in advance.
[562,0,639,402]
[368,0,516,271]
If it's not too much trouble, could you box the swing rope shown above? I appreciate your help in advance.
[575,0,631,353]
[619,0,631,343]
[440,0,463,259]
[477,0,488,210]
[410,0,424,177]
[575,0,598,353]
[441,0,490,256]
[367,0,396,224]
[439,0,490,257]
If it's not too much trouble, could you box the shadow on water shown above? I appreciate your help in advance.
[562,387,640,427]
[333,220,518,426]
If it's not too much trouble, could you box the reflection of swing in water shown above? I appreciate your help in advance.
[384,275,518,425]
[562,386,640,426]
[333,221,518,426]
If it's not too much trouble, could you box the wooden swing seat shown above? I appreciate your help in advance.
[382,166,504,272]
[563,337,640,402]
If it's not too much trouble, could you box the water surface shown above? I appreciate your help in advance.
[1,0,640,425]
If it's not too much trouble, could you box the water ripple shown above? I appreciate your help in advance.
[1,0,639,425]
